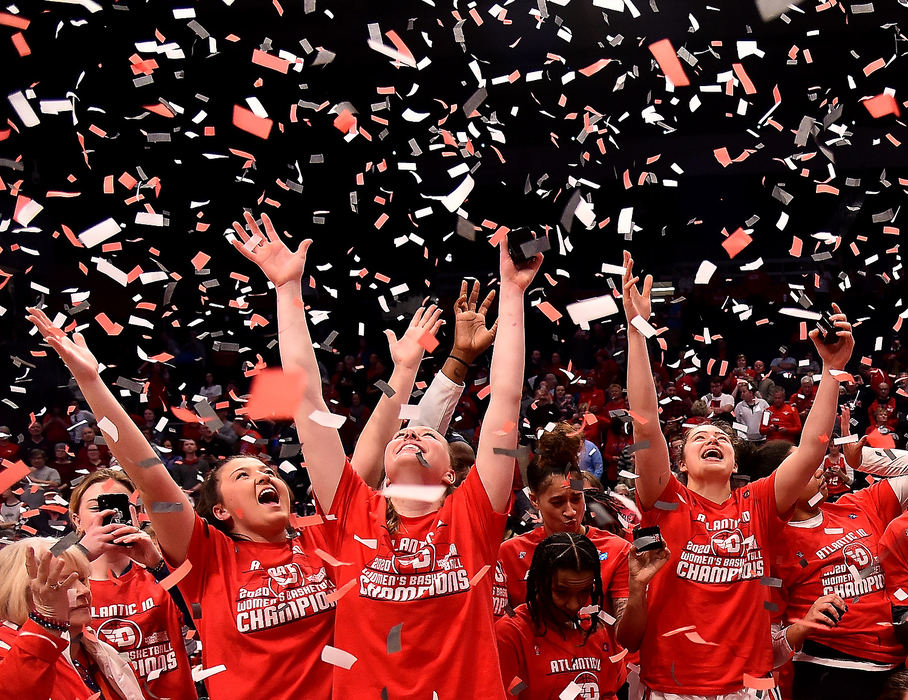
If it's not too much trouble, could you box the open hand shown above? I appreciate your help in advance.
[385,305,443,371]
[452,280,497,362]
[621,251,652,324]
[628,544,671,589]
[26,548,80,623]
[26,307,100,383]
[231,211,312,289]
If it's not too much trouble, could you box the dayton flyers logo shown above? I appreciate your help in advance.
[96,618,143,650]
[267,563,303,595]
[843,542,873,571]
[710,529,744,557]
[391,537,437,574]
[573,671,600,700]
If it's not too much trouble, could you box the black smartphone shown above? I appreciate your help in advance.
[97,493,131,529]
[507,227,548,265]
[816,312,839,345]
[633,525,665,553]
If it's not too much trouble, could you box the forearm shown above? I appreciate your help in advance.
[352,361,420,488]
[615,584,648,652]
[625,330,671,506]
[797,366,839,463]
[275,282,327,407]
[475,282,525,511]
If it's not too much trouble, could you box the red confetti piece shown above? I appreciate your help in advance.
[535,301,562,322]
[251,48,290,73]
[732,63,756,94]
[863,94,901,118]
[243,367,306,420]
[11,31,30,57]
[156,559,192,590]
[417,331,440,353]
[648,39,690,87]
[721,228,752,258]
[333,109,356,133]
[469,564,491,586]
[325,579,357,604]
[743,674,776,690]
[232,104,273,139]
[191,251,210,271]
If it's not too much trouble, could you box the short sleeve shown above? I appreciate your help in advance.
[606,543,631,601]
[163,513,226,601]
[316,460,381,552]
[451,465,509,564]
[637,473,684,518]
[494,615,527,700]
[750,473,789,536]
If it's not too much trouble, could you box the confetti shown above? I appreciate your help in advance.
[321,645,357,670]
[648,39,690,87]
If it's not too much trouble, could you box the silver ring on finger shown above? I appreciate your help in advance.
[48,582,61,590]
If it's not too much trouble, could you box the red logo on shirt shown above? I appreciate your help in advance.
[390,540,437,574]
[96,618,142,650]
[710,529,744,557]
[843,542,873,571]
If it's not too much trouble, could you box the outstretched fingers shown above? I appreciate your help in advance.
[477,289,496,317]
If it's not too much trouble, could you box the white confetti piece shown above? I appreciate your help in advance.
[366,39,417,68]
[79,218,121,248]
[96,416,119,443]
[630,314,657,338]
[308,410,346,429]
[617,207,634,234]
[15,199,43,226]
[8,91,40,127]
[398,404,421,420]
[321,645,358,669]
[566,295,619,325]
[778,307,822,320]
[354,534,378,549]
[192,664,227,683]
[441,175,475,213]
[560,681,583,700]
[382,484,447,503]
[694,260,717,285]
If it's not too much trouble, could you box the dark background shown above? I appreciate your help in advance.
[1,0,906,427]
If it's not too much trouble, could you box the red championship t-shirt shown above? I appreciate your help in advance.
[880,510,908,609]
[496,605,620,700]
[168,514,336,699]
[498,526,631,610]
[90,564,195,699]
[637,474,786,695]
[771,481,904,664]
[320,461,508,700]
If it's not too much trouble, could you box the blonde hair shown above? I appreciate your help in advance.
[68,468,134,524]
[0,537,90,625]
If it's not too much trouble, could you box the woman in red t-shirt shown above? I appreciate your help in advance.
[619,252,855,698]
[498,423,632,624]
[68,469,196,700]
[236,217,542,699]
[496,532,668,700]
[28,305,337,700]
[0,538,144,699]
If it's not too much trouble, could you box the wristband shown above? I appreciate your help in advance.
[72,541,90,559]
[147,559,168,579]
[29,611,69,633]
[447,355,470,369]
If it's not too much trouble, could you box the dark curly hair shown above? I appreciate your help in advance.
[527,421,583,493]
[525,532,603,643]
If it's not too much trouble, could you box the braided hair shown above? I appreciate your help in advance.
[525,532,604,644]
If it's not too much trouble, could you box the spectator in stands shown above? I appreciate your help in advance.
[198,371,222,401]
[23,422,52,456]
[869,383,899,431]
[170,439,204,501]
[575,422,604,481]
[701,377,735,418]
[822,440,853,501]
[753,359,776,400]
[68,400,95,445]
[761,387,803,441]
[602,417,633,485]
[798,350,820,377]
[452,392,480,446]
[790,375,818,423]
[685,399,711,427]
[0,426,19,461]
[733,380,769,444]
[41,407,71,445]
[82,444,109,472]
[867,408,898,449]
[0,487,22,537]
[50,443,77,488]
[526,386,560,435]
[75,426,109,469]
[23,449,61,508]
[659,381,691,438]
[196,423,230,465]
[723,353,755,391]
[553,384,576,421]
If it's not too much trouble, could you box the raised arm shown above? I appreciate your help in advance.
[26,308,195,564]
[621,252,672,510]
[773,304,853,513]
[230,212,346,510]
[411,280,498,434]
[475,240,542,513]
[350,305,443,488]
